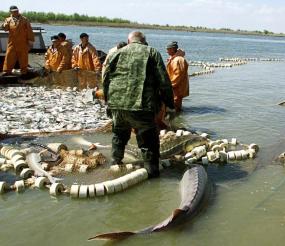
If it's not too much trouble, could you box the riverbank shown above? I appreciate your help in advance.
[41,21,285,38]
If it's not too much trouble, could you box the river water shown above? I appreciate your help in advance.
[1,25,285,246]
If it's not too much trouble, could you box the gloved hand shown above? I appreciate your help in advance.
[165,107,176,121]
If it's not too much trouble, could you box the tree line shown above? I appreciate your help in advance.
[0,11,131,24]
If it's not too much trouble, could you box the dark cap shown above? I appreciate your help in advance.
[51,35,59,41]
[166,41,178,49]
[80,33,89,39]
[10,5,19,12]
[57,33,66,39]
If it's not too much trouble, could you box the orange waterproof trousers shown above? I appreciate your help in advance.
[4,46,29,74]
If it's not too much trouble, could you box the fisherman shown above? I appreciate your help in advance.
[103,31,175,178]
[58,32,73,68]
[72,33,101,72]
[1,6,34,76]
[166,41,189,112]
[45,35,70,72]
[102,41,127,73]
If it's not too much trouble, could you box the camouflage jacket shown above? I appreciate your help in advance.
[103,42,174,112]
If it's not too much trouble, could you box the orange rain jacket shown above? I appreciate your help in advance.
[45,45,70,72]
[72,43,102,71]
[2,14,34,73]
[61,40,73,68]
[166,50,189,99]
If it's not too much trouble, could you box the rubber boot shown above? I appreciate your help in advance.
[141,148,160,178]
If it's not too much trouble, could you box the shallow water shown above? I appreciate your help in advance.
[1,25,285,246]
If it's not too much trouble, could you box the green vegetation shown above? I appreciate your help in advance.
[0,11,283,37]
[0,11,131,24]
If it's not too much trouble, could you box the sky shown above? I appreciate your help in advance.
[1,0,285,33]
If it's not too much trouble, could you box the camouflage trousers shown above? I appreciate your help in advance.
[111,109,160,177]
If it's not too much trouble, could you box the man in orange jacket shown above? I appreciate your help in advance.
[72,33,101,72]
[166,41,189,112]
[45,35,70,72]
[1,6,34,75]
[58,32,73,69]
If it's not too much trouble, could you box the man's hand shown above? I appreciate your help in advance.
[2,20,10,31]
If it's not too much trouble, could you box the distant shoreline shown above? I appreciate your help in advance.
[41,21,285,38]
[1,10,284,38]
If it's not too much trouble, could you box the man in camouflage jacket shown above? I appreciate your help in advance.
[103,31,175,178]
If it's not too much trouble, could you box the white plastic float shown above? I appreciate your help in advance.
[20,168,34,179]
[103,181,115,194]
[79,185,88,198]
[95,183,105,196]
[184,135,259,165]
[70,184,80,198]
[88,184,95,198]
[35,177,50,189]
[49,183,64,196]
[14,180,25,192]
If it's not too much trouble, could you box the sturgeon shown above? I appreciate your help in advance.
[88,165,211,241]
[160,134,208,159]
[126,133,208,160]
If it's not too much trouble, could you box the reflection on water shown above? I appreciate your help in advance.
[1,26,285,246]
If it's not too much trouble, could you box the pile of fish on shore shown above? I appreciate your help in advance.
[0,86,110,135]
[1,57,283,135]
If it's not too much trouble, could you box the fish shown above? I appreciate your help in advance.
[88,165,211,241]
[125,132,208,160]
[160,134,208,159]
[0,86,109,136]
[26,152,60,183]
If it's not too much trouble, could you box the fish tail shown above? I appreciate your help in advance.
[87,232,136,241]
